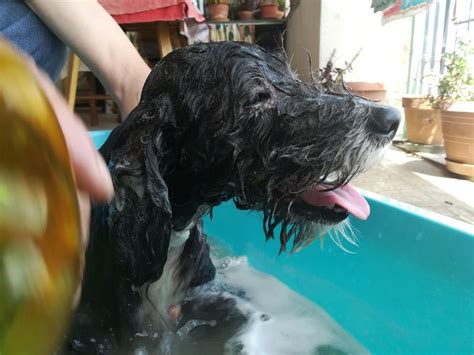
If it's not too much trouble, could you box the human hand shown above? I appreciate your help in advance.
[27,59,114,247]
[1,40,111,353]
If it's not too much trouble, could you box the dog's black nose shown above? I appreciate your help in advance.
[368,106,401,138]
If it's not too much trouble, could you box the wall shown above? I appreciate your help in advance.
[287,0,414,105]
[286,0,321,82]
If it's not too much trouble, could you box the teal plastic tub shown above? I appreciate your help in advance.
[91,130,474,354]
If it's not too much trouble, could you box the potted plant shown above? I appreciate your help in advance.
[276,0,286,19]
[318,49,358,87]
[402,95,443,146]
[259,0,279,19]
[238,0,258,20]
[342,49,387,103]
[430,41,474,177]
[207,0,231,21]
[346,82,387,102]
[319,48,387,102]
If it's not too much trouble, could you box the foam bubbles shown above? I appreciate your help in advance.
[214,256,368,355]
[140,239,368,354]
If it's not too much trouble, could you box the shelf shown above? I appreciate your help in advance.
[205,19,286,26]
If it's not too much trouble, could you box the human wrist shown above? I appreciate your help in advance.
[115,62,150,118]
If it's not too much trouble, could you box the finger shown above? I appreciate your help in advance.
[33,67,114,201]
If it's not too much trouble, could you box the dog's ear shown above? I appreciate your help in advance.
[106,101,174,286]
[139,136,173,285]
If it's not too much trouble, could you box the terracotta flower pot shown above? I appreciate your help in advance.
[238,10,254,20]
[260,4,279,19]
[402,96,443,145]
[346,82,387,102]
[207,3,230,21]
[440,102,474,177]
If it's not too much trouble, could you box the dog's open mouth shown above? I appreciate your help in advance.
[296,184,370,223]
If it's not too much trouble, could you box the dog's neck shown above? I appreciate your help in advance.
[159,126,239,231]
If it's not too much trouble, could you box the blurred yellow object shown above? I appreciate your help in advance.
[0,40,81,354]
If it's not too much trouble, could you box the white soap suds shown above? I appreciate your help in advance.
[214,256,368,355]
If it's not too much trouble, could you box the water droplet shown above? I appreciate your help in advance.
[72,339,84,349]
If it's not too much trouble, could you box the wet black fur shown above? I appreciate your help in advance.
[63,42,400,354]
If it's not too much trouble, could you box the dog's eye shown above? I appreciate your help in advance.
[248,90,271,106]
[256,91,271,102]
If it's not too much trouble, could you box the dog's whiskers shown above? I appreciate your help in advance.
[329,219,359,252]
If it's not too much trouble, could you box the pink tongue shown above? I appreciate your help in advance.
[300,184,370,220]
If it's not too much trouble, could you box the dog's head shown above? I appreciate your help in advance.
[100,42,400,284]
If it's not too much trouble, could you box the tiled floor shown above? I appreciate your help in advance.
[81,113,474,225]
[353,147,473,224]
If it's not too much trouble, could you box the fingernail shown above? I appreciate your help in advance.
[95,153,114,201]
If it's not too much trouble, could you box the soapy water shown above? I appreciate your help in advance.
[130,237,368,355]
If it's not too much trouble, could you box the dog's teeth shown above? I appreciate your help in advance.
[334,206,346,213]
[326,204,335,209]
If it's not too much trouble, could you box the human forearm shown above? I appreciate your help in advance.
[26,0,150,116]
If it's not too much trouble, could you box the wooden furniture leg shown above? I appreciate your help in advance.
[156,22,173,58]
[65,52,80,110]
[86,72,98,126]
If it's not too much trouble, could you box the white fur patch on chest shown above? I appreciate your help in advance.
[137,223,195,329]
[169,229,191,249]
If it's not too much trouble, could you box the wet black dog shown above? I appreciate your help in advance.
[63,42,400,354]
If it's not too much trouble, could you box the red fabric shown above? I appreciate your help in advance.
[98,0,205,24]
